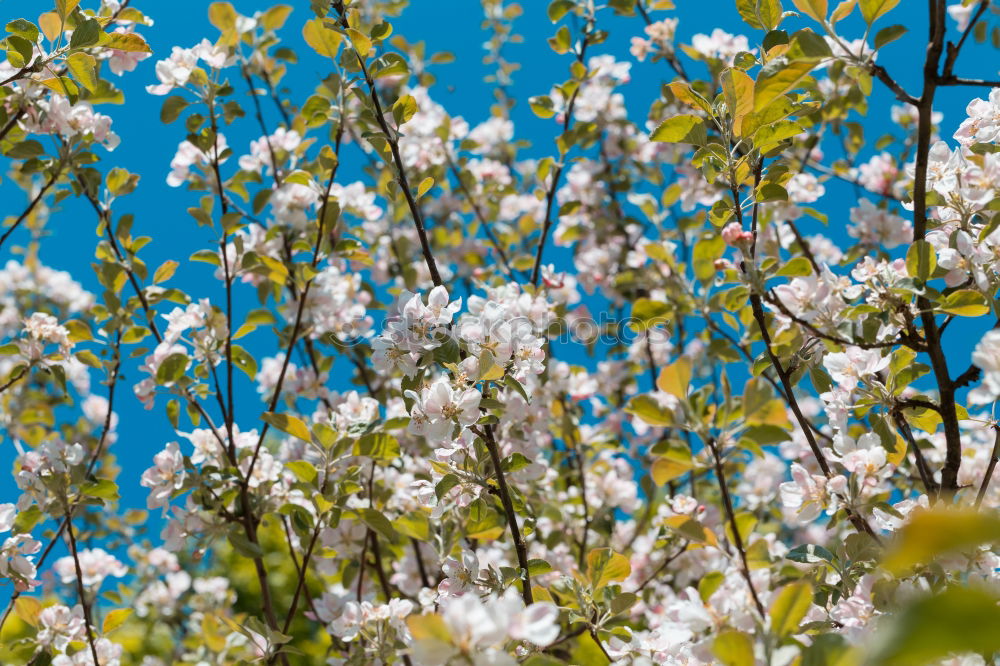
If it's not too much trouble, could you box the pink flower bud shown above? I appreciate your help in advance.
[722,222,746,246]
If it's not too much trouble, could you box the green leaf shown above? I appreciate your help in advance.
[736,0,784,31]
[38,76,79,97]
[548,0,575,21]
[208,2,237,35]
[395,511,431,541]
[874,24,907,49]
[693,234,726,282]
[753,60,815,112]
[831,0,857,22]
[80,479,119,500]
[261,5,294,31]
[360,508,398,541]
[6,140,45,159]
[881,506,1000,576]
[775,256,813,276]
[529,95,556,119]
[285,460,318,484]
[69,18,100,49]
[261,412,311,441]
[650,115,706,144]
[229,345,257,380]
[66,52,97,92]
[354,433,401,462]
[160,96,189,124]
[786,543,837,564]
[770,581,813,636]
[713,629,754,666]
[905,239,935,282]
[392,94,418,125]
[155,353,189,384]
[631,298,671,331]
[6,19,39,44]
[859,0,899,25]
[227,528,264,558]
[939,289,990,317]
[625,394,675,427]
[466,498,505,540]
[866,586,1000,666]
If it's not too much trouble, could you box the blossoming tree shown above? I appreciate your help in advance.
[4,0,1000,663]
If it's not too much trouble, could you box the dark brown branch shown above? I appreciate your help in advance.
[66,515,102,665]
[706,437,766,619]
[472,424,533,604]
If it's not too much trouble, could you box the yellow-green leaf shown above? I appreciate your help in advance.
[713,629,754,666]
[153,260,178,284]
[905,239,936,282]
[651,450,694,485]
[347,28,372,58]
[586,548,631,590]
[56,0,82,20]
[859,0,900,24]
[940,289,989,317]
[882,506,1000,576]
[417,176,434,199]
[656,357,692,400]
[650,114,706,144]
[624,395,675,427]
[722,68,755,134]
[102,608,132,633]
[14,597,42,627]
[66,52,98,92]
[102,32,152,53]
[791,0,828,20]
[261,412,311,441]
[302,18,342,58]
[754,60,815,112]
[770,581,813,636]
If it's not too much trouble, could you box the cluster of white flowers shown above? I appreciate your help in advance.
[22,96,120,150]
[410,590,560,665]
[146,39,232,96]
[17,312,74,361]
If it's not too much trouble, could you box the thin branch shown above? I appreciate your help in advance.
[976,425,1000,508]
[530,14,594,286]
[942,0,991,79]
[335,3,442,286]
[706,437,766,620]
[472,423,533,604]
[65,515,102,666]
[892,409,938,500]
[0,167,62,252]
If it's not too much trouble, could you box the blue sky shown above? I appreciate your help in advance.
[1,0,998,575]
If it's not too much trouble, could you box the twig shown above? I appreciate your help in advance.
[976,425,1000,508]
[472,423,533,604]
[66,515,102,666]
[706,437,766,619]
